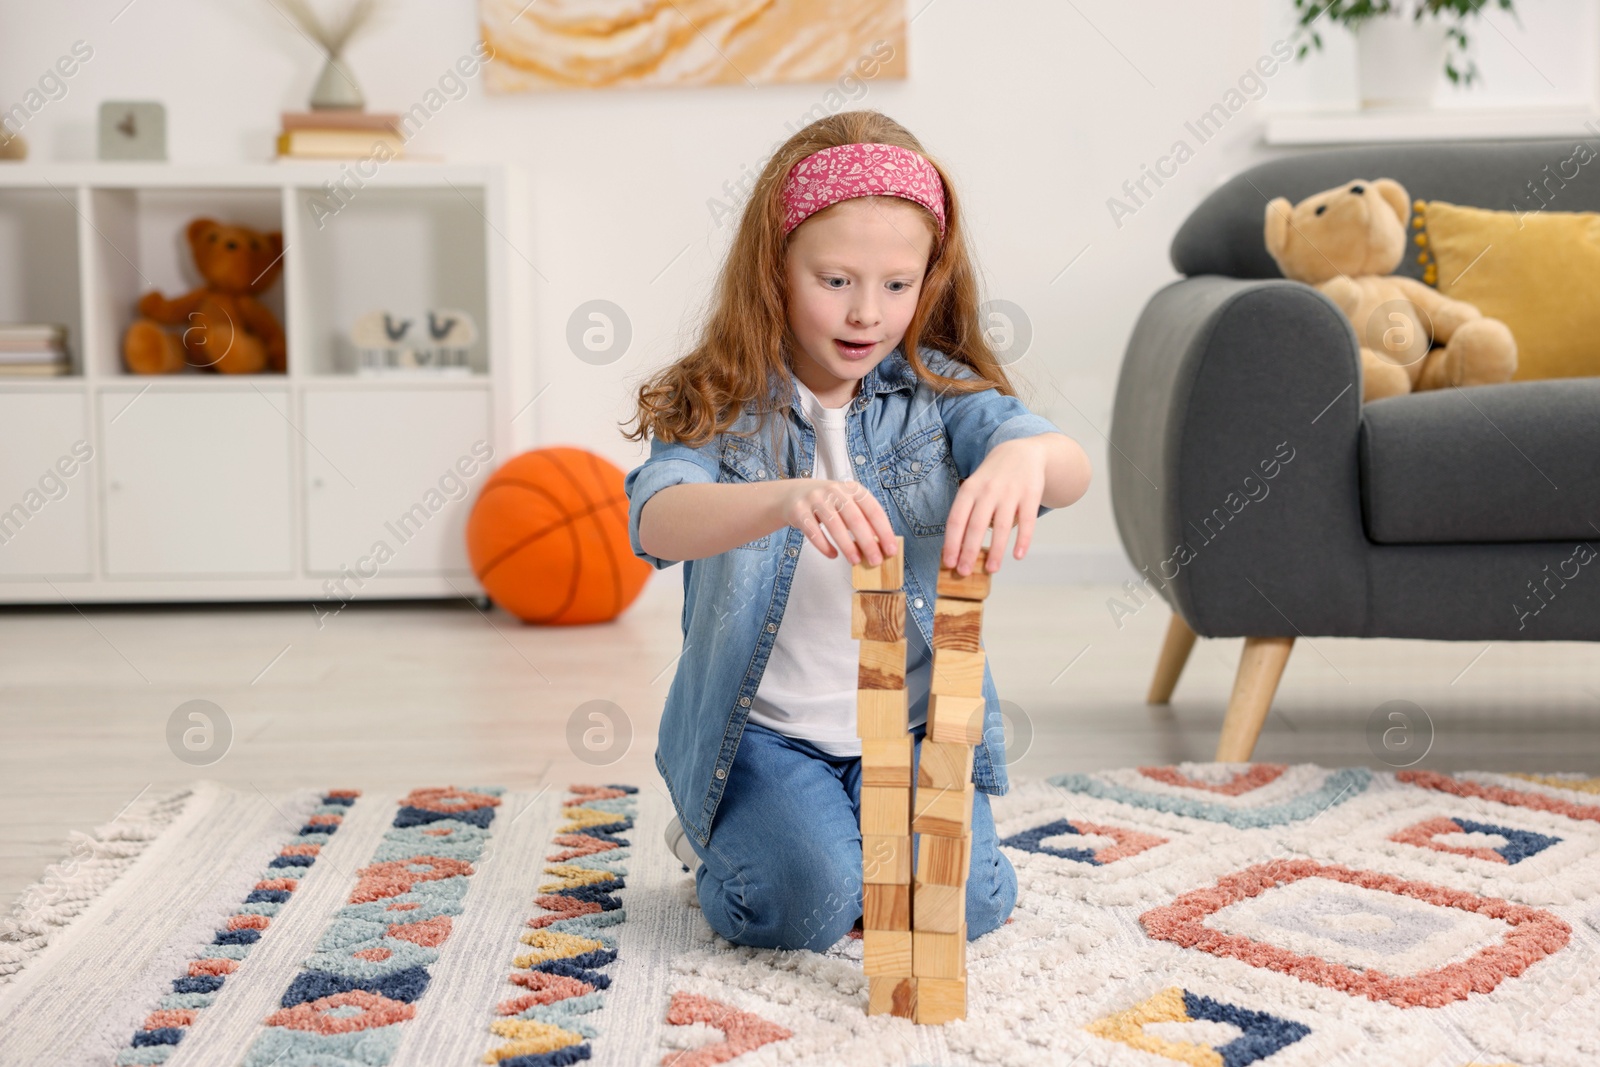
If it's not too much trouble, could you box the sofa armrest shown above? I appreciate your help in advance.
[1109,276,1371,638]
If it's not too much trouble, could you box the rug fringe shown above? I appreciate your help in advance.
[0,786,195,986]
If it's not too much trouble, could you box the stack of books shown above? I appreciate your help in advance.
[0,324,71,377]
[276,110,404,160]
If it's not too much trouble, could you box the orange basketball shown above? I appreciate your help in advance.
[466,447,650,625]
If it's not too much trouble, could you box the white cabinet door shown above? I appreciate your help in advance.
[100,388,294,577]
[301,388,492,576]
[0,391,93,579]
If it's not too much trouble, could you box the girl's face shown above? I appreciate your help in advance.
[783,197,935,408]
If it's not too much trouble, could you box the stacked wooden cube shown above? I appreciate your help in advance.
[853,538,991,1025]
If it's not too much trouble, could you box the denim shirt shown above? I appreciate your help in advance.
[624,343,1064,846]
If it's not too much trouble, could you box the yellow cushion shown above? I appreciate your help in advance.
[1422,199,1600,380]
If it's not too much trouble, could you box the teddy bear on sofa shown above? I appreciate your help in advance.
[122,217,287,375]
[1264,178,1516,402]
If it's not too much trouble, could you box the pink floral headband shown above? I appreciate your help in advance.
[779,142,947,240]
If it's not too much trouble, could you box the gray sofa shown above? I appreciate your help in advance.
[1108,140,1600,760]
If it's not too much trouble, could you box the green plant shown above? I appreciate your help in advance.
[1290,0,1519,86]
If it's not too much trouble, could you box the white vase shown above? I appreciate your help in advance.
[1356,16,1448,109]
[310,54,366,111]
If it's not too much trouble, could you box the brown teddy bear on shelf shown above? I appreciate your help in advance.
[1264,178,1516,402]
[123,217,287,374]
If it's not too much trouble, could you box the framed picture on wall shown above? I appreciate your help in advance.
[478,0,907,92]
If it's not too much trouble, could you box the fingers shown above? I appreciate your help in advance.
[1014,497,1038,560]
[797,508,838,559]
[942,487,973,570]
[955,490,993,576]
[813,487,856,563]
[823,512,858,563]
[786,481,902,567]
[988,504,1014,574]
[833,484,882,566]
[854,483,899,561]
[866,494,898,560]
[797,481,877,566]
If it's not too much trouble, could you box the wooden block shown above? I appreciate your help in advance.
[913,976,965,1024]
[917,740,973,792]
[931,596,983,652]
[862,929,912,975]
[856,689,908,740]
[861,737,913,787]
[911,880,963,933]
[867,974,917,1017]
[862,834,911,884]
[915,832,970,887]
[929,648,984,698]
[851,537,906,590]
[858,639,908,690]
[912,925,967,978]
[863,882,911,931]
[936,549,990,600]
[927,693,984,745]
[912,782,974,838]
[852,591,905,642]
[860,786,910,837]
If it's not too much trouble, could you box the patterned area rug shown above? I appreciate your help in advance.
[1,766,1598,1067]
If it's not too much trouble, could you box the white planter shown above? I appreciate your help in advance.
[1356,16,1448,109]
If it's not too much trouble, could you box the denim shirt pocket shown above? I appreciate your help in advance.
[718,435,773,550]
[878,425,957,537]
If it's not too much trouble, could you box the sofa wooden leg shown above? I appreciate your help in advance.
[1147,613,1197,705]
[1215,637,1294,762]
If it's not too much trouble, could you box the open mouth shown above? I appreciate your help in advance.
[834,338,877,358]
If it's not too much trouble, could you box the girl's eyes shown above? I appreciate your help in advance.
[823,277,912,292]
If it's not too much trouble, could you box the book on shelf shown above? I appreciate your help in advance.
[277,111,405,160]
[0,324,70,372]
[0,361,71,376]
[282,110,403,132]
[0,323,67,344]
[0,349,69,362]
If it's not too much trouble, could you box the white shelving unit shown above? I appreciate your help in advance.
[0,162,534,604]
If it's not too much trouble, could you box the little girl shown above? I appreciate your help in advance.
[623,110,1091,952]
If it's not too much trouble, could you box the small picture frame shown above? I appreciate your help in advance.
[98,101,167,161]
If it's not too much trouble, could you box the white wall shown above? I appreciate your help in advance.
[1,0,1590,581]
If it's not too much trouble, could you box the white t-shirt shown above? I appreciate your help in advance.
[747,375,930,755]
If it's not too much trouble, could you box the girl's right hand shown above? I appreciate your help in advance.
[778,479,898,566]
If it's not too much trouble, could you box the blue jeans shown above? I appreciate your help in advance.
[684,719,1017,951]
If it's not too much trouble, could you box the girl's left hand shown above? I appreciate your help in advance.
[942,436,1048,577]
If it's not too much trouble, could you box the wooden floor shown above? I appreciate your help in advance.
[3,575,1598,911]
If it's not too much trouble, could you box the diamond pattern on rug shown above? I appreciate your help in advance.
[1401,770,1600,824]
[1050,764,1372,829]
[1391,816,1562,866]
[1001,817,1167,865]
[1138,764,1288,797]
[1271,782,1600,908]
[659,991,792,1067]
[1140,858,1573,1007]
[1086,985,1311,1066]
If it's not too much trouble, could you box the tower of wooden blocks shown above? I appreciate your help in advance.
[912,545,988,1024]
[854,539,991,1025]
[851,535,916,1019]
